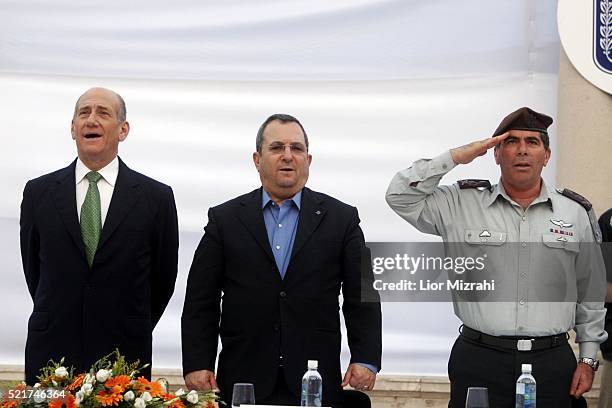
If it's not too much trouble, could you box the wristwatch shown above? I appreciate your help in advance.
[578,357,600,371]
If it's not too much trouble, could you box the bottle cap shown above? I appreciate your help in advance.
[521,363,532,373]
[307,360,318,369]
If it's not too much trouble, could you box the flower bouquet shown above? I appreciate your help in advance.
[1,350,221,408]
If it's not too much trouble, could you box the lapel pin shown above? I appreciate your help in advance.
[315,210,321,215]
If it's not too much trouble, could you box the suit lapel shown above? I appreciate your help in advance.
[51,161,86,259]
[289,187,326,264]
[97,158,141,251]
[237,188,275,263]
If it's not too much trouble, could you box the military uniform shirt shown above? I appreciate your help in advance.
[385,150,607,359]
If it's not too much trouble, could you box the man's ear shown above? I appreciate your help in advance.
[543,148,551,167]
[118,121,130,142]
[253,151,261,171]
[71,120,76,140]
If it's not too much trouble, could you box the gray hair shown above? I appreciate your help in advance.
[256,113,308,153]
[540,131,550,150]
[495,131,550,150]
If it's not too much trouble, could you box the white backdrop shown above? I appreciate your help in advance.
[0,0,560,375]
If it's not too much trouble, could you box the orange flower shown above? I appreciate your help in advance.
[166,398,185,408]
[135,377,163,397]
[205,401,217,408]
[105,375,131,392]
[3,384,26,407]
[96,390,124,407]
[161,393,186,408]
[67,374,85,391]
[49,394,77,408]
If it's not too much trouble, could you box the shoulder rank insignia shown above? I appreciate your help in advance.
[556,188,602,243]
[458,179,491,190]
[556,188,592,211]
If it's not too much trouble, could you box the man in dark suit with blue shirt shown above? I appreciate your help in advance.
[181,114,382,407]
[20,87,178,384]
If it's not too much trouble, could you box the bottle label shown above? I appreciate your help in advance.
[516,383,525,394]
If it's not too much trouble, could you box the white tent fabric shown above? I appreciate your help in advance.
[2,0,558,81]
[0,0,560,375]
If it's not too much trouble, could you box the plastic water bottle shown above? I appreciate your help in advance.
[515,363,536,408]
[301,360,322,407]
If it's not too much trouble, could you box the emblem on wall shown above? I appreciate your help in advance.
[559,0,612,94]
[595,0,612,73]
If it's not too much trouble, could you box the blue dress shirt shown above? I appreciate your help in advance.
[262,189,301,279]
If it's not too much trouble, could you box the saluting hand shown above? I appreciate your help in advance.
[450,132,509,165]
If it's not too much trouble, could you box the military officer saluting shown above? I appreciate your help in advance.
[386,107,607,407]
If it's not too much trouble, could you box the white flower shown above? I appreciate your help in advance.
[96,369,111,383]
[174,388,185,397]
[186,390,198,404]
[134,397,146,408]
[141,392,153,402]
[157,378,169,394]
[84,373,95,384]
[76,391,85,404]
[52,380,58,387]
[55,367,69,378]
[81,383,94,396]
[33,383,41,388]
[124,391,135,402]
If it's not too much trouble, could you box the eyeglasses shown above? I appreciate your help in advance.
[267,142,308,154]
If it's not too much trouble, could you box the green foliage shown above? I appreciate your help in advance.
[88,350,144,377]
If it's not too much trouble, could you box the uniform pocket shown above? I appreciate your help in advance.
[464,229,506,245]
[542,233,579,253]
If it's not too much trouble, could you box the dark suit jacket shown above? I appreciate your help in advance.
[181,187,381,406]
[20,158,178,384]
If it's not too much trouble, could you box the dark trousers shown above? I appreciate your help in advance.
[257,368,344,408]
[448,335,577,408]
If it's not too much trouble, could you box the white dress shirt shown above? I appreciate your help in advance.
[75,157,119,226]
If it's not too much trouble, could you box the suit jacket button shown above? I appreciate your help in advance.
[279,291,287,298]
[274,324,280,331]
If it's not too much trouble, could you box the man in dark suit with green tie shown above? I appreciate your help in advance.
[20,87,179,384]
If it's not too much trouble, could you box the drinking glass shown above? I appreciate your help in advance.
[465,387,489,408]
[231,383,255,408]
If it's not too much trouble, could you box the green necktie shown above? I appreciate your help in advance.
[80,171,102,266]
